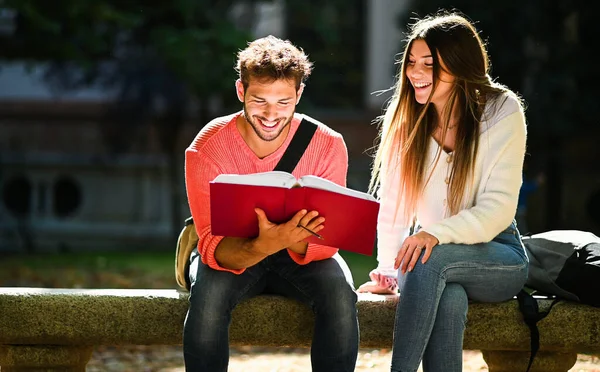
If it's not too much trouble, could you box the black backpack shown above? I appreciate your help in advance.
[517,230,600,371]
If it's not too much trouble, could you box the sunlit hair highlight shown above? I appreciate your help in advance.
[236,35,313,90]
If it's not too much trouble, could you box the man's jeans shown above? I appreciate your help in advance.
[183,249,359,372]
[391,222,529,372]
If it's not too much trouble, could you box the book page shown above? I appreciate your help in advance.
[212,171,297,188]
[298,175,376,201]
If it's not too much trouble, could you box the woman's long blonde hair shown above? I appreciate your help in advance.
[370,11,521,222]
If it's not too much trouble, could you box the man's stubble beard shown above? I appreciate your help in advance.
[243,104,295,142]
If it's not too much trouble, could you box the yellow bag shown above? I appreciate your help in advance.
[175,217,198,290]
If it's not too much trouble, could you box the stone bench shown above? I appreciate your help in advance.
[0,288,599,371]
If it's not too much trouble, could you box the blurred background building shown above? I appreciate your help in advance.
[0,0,598,252]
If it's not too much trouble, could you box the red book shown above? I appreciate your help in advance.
[209,171,380,256]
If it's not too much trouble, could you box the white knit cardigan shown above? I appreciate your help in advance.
[376,93,527,277]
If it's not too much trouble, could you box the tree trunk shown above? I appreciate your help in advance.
[157,106,186,245]
[167,151,182,244]
[545,134,563,230]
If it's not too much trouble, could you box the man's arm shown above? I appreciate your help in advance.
[185,147,239,272]
[287,242,309,255]
[213,237,268,270]
[216,208,323,269]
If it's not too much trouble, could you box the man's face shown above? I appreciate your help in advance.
[236,77,303,142]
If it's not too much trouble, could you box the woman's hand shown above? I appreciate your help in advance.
[395,231,439,274]
[356,270,398,295]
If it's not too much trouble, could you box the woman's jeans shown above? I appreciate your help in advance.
[183,249,359,372]
[391,222,529,372]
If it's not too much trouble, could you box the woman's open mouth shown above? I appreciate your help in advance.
[413,81,432,90]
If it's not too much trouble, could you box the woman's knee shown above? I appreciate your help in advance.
[405,245,460,279]
[438,283,468,321]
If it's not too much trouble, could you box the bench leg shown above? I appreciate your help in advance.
[0,345,93,371]
[482,350,577,372]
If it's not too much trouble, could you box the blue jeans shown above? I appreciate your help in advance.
[183,249,359,372]
[391,222,529,372]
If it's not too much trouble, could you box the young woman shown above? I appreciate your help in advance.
[358,11,529,372]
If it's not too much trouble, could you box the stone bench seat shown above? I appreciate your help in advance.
[0,287,599,371]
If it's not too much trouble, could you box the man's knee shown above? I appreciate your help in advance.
[313,283,358,343]
[186,291,231,330]
[314,276,357,317]
[187,272,242,322]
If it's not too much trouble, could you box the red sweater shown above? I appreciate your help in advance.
[184,112,349,274]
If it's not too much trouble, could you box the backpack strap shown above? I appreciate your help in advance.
[516,289,561,372]
[273,115,318,173]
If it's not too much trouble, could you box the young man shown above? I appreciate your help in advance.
[182,35,359,372]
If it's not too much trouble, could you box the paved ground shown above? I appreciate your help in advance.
[86,345,600,371]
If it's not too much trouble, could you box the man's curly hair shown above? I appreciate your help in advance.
[236,35,313,90]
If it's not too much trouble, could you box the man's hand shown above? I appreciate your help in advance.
[214,208,324,270]
[395,231,439,274]
[254,208,324,254]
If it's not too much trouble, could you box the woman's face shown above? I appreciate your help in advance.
[406,39,455,110]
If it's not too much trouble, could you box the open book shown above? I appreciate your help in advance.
[210,171,379,255]
[212,172,377,201]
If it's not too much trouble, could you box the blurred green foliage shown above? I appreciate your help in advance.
[1,0,253,102]
[1,0,266,242]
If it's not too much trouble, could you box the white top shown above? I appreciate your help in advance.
[376,93,527,276]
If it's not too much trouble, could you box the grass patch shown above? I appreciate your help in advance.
[0,250,378,289]
[339,251,378,286]
[1,251,173,272]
